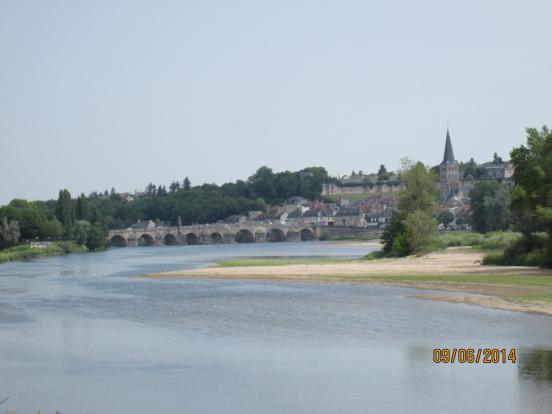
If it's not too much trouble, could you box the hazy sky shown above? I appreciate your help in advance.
[1,0,551,204]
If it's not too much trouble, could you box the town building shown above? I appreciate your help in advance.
[334,207,366,227]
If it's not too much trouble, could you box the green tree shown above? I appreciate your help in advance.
[405,210,438,254]
[71,220,92,246]
[470,181,512,233]
[56,189,75,232]
[509,126,552,266]
[398,162,438,214]
[169,181,181,192]
[76,193,89,220]
[0,217,20,249]
[248,166,277,201]
[382,162,438,256]
[377,164,390,181]
[437,210,455,228]
[183,177,191,191]
[0,199,49,240]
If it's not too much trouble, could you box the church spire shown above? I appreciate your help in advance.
[442,129,455,163]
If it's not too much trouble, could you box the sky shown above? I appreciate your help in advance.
[1,0,551,204]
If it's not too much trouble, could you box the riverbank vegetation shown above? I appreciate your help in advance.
[0,241,88,264]
[482,126,552,268]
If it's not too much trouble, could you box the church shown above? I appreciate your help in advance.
[438,130,513,203]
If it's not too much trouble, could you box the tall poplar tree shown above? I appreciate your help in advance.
[56,189,75,233]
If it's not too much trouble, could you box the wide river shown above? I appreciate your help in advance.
[1,242,552,413]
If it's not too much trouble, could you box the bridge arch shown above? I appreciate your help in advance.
[110,234,128,247]
[186,232,199,245]
[210,232,223,243]
[235,229,255,243]
[267,228,287,242]
[163,233,178,246]
[138,234,155,246]
[300,228,314,241]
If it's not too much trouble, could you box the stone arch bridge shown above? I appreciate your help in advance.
[108,223,323,247]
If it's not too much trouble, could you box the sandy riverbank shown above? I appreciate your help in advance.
[148,249,552,316]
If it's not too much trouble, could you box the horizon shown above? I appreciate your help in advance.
[1,130,514,203]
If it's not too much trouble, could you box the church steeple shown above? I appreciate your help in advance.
[442,129,455,163]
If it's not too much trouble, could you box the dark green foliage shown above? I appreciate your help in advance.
[76,193,89,220]
[0,217,20,248]
[437,210,454,228]
[377,164,390,181]
[508,126,552,267]
[183,177,191,191]
[382,162,438,256]
[459,158,486,179]
[0,199,62,240]
[56,189,75,232]
[482,233,548,267]
[469,181,512,233]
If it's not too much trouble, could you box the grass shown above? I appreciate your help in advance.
[216,258,357,267]
[354,274,552,288]
[0,242,88,264]
[438,231,522,250]
[321,232,381,241]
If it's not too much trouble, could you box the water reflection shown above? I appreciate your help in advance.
[519,349,552,383]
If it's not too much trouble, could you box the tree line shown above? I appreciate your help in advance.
[0,166,330,250]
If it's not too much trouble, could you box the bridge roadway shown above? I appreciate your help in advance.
[108,223,324,247]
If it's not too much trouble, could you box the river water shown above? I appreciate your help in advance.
[1,242,551,413]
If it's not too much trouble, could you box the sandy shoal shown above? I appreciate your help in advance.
[148,249,552,316]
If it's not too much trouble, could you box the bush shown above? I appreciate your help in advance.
[364,250,385,260]
[438,231,521,250]
[439,232,484,247]
[482,233,549,267]
[55,241,88,254]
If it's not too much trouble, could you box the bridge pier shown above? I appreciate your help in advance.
[222,233,236,244]
[286,231,300,242]
[254,232,266,242]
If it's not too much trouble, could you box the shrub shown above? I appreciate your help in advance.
[482,233,549,267]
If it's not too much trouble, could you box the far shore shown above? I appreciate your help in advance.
[146,248,552,316]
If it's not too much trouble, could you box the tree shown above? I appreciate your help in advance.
[157,185,167,196]
[377,164,390,181]
[183,177,191,191]
[437,210,455,228]
[71,220,92,246]
[398,162,438,214]
[470,181,512,233]
[56,189,75,232]
[70,219,107,250]
[145,183,157,196]
[76,193,89,220]
[169,181,181,192]
[0,217,20,249]
[248,166,277,201]
[382,162,438,256]
[509,126,552,266]
[405,210,437,254]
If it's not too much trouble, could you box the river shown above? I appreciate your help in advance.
[1,242,551,413]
